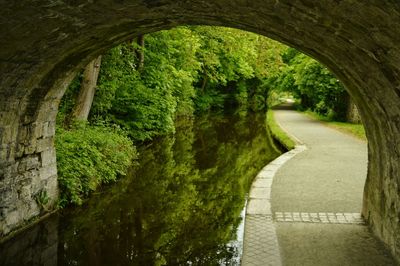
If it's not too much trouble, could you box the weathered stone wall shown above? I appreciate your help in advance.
[346,99,362,124]
[1,0,400,262]
[0,99,59,235]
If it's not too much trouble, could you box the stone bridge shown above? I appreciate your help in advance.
[1,0,400,261]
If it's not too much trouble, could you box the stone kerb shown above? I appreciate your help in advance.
[242,144,306,266]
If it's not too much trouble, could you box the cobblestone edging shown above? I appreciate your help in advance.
[274,212,365,225]
[242,145,307,266]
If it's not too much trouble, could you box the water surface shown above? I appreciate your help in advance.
[0,111,280,266]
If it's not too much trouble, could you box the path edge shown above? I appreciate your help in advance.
[267,109,303,148]
[241,110,307,265]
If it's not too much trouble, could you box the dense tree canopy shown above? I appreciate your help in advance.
[56,26,352,206]
[60,26,286,141]
[268,48,349,120]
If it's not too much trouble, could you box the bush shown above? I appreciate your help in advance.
[55,122,138,207]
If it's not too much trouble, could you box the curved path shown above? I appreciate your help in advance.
[242,107,396,265]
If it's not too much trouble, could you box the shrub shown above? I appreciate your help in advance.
[55,122,137,207]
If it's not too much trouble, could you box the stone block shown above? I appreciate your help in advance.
[26,200,40,218]
[249,187,271,199]
[21,169,38,185]
[17,124,41,146]
[0,207,5,219]
[17,155,40,173]
[24,142,37,155]
[17,125,29,144]
[246,199,272,215]
[40,148,56,166]
[36,137,54,153]
[26,156,40,170]
[42,122,56,138]
[257,169,275,179]
[0,144,9,161]
[18,185,32,200]
[15,143,25,158]
[6,143,15,161]
[0,111,18,124]
[45,175,59,201]
[0,187,13,204]
[31,122,43,139]
[22,114,36,125]
[1,164,16,180]
[252,178,273,188]
[30,170,42,193]
[37,102,58,123]
[1,125,16,145]
[39,163,57,181]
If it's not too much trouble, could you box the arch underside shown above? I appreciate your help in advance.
[1,0,400,261]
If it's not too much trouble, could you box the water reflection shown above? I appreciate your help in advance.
[0,216,59,265]
[0,111,280,266]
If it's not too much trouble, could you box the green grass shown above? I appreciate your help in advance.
[304,110,366,141]
[266,110,296,150]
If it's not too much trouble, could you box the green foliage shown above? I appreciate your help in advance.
[55,122,137,206]
[194,87,226,112]
[35,190,49,210]
[55,26,294,207]
[192,26,285,112]
[55,26,292,208]
[57,26,287,143]
[270,48,349,121]
[56,25,355,212]
[88,28,203,141]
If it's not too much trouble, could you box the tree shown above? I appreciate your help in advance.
[269,49,353,121]
[71,55,102,121]
[136,35,145,71]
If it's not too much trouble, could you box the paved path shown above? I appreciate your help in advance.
[242,107,397,265]
[271,109,367,213]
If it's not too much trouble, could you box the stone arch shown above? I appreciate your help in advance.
[1,0,400,260]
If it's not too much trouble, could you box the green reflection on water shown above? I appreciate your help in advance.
[59,111,280,265]
[0,111,280,266]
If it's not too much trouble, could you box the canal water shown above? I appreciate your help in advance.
[0,111,280,266]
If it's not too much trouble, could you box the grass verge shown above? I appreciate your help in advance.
[266,110,296,150]
[304,110,366,141]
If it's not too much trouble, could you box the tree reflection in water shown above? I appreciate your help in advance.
[0,111,280,266]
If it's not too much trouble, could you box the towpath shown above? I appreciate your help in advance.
[242,106,396,265]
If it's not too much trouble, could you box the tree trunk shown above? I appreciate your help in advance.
[200,74,208,92]
[136,35,145,71]
[71,55,102,121]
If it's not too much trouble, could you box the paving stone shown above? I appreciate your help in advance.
[242,215,281,266]
[273,212,366,225]
[247,199,271,215]
[249,187,270,199]
[252,178,273,188]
